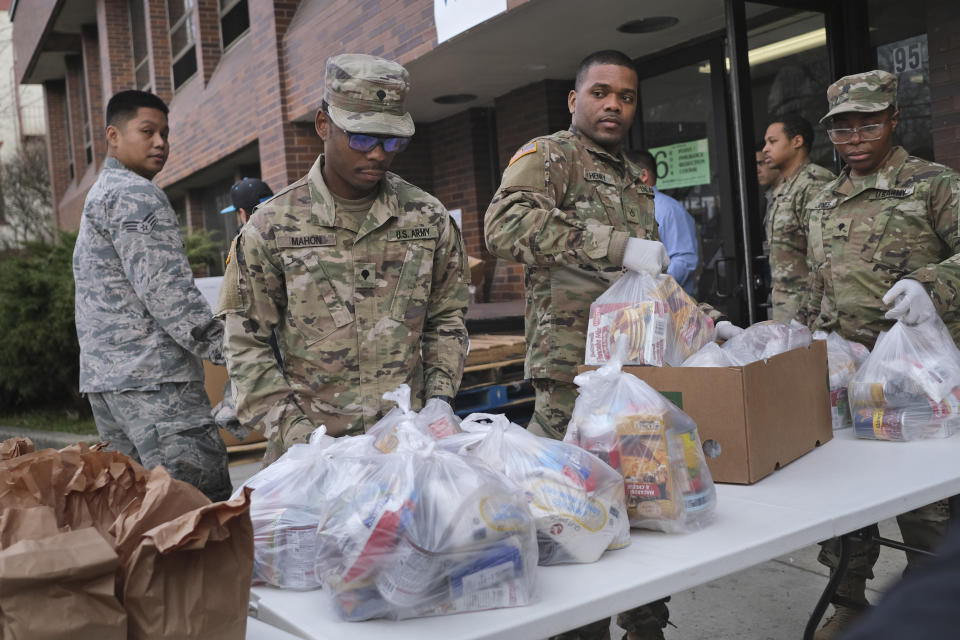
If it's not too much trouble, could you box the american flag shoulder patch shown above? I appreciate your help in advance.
[508,141,537,166]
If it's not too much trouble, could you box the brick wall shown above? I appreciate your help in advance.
[145,0,173,103]
[484,79,574,301]
[929,0,960,171]
[97,0,135,99]
[195,0,222,85]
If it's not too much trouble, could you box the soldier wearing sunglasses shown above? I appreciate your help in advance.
[217,54,469,465]
[803,70,960,639]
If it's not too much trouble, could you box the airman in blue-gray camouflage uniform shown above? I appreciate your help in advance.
[73,90,231,502]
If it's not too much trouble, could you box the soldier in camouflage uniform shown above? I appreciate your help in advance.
[217,54,469,466]
[802,70,960,639]
[485,49,738,640]
[73,90,231,501]
[761,113,835,322]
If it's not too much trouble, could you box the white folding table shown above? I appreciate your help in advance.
[246,429,960,640]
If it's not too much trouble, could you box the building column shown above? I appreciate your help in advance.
[43,81,72,226]
[64,55,89,180]
[97,0,135,98]
[80,25,106,166]
[145,0,173,103]
[195,0,222,86]
[184,189,206,232]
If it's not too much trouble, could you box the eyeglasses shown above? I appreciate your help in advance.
[826,120,889,144]
[334,123,410,153]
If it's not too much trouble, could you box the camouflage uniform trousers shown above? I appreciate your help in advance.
[531,378,671,639]
[818,499,950,583]
[87,380,233,502]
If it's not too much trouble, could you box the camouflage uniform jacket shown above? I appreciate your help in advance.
[767,159,835,322]
[802,146,960,348]
[73,156,224,393]
[485,127,719,383]
[217,155,469,441]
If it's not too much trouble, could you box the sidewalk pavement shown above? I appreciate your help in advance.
[6,429,909,639]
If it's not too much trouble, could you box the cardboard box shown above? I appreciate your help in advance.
[583,341,832,484]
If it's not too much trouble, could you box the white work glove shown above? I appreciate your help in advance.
[622,237,670,274]
[883,279,937,325]
[715,320,744,341]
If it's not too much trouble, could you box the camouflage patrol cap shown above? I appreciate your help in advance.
[820,70,898,124]
[323,53,415,137]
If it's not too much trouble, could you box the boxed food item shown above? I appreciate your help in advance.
[585,272,715,367]
[581,339,832,484]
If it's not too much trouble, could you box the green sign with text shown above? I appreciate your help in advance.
[649,138,711,190]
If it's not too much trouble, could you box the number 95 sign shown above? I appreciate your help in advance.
[878,34,928,76]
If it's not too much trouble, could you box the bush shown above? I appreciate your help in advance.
[183,227,222,275]
[0,230,81,409]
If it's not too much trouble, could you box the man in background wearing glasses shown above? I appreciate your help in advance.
[803,69,960,639]
[217,54,469,465]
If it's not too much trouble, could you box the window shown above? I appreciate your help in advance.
[80,74,92,166]
[129,0,152,91]
[868,0,933,162]
[64,92,74,181]
[219,0,249,50]
[167,0,197,89]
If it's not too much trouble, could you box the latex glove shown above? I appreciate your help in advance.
[426,396,454,411]
[883,279,937,325]
[715,320,744,341]
[622,237,670,274]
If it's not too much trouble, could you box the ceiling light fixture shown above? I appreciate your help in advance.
[433,94,478,105]
[698,27,827,73]
[617,16,679,34]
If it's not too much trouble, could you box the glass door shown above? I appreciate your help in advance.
[630,39,746,325]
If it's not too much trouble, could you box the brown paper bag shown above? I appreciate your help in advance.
[0,506,59,549]
[121,488,254,639]
[0,527,127,640]
[0,438,33,461]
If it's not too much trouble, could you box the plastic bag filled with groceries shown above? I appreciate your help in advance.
[719,320,812,365]
[322,423,538,621]
[812,331,871,430]
[584,271,715,367]
[438,412,630,565]
[366,384,461,453]
[567,341,717,533]
[239,428,381,589]
[681,341,739,367]
[849,317,960,441]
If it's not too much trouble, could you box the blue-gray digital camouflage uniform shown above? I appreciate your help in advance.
[73,156,231,501]
[803,69,960,605]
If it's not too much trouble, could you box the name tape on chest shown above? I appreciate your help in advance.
[508,142,537,166]
[870,187,915,200]
[277,234,337,248]
[584,169,615,185]
[388,226,438,241]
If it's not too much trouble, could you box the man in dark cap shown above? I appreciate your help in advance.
[220,177,274,227]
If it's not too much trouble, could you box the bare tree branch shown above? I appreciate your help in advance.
[1,138,55,250]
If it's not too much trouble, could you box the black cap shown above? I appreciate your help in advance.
[220,178,273,214]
